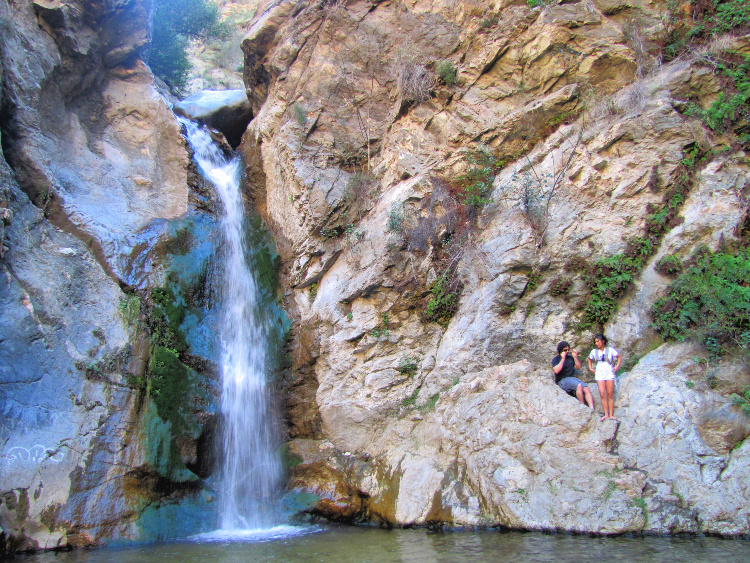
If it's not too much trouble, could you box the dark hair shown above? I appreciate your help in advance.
[557,341,571,354]
[594,333,608,346]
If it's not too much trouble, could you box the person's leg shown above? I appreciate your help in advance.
[606,379,616,419]
[575,383,585,404]
[582,385,595,409]
[597,380,608,420]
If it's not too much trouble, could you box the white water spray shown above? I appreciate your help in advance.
[181,119,282,531]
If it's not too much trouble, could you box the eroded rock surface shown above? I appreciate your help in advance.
[240,0,750,534]
[0,0,219,552]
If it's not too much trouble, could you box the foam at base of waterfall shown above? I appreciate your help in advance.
[188,525,318,544]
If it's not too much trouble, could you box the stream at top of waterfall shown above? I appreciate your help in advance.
[12,525,750,562]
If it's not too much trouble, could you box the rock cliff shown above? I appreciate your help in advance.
[0,0,223,552]
[240,0,750,534]
[1,0,749,554]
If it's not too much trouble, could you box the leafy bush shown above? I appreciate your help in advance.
[550,276,573,296]
[651,248,750,350]
[396,357,420,377]
[148,0,223,94]
[425,270,461,327]
[655,255,683,276]
[581,245,655,328]
[436,60,457,86]
[686,53,750,132]
[712,0,750,34]
[453,148,506,211]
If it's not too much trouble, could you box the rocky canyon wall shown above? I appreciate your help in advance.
[240,0,750,534]
[0,0,225,552]
[0,0,749,553]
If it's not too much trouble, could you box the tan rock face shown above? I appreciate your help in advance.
[242,0,750,534]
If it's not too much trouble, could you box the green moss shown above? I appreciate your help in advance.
[148,346,194,435]
[280,443,304,470]
[150,286,188,353]
[401,388,420,408]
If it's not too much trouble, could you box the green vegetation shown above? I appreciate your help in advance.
[706,0,750,35]
[396,356,420,377]
[581,240,655,328]
[388,202,405,233]
[631,497,649,525]
[148,0,224,94]
[527,269,541,292]
[370,312,391,338]
[575,141,705,330]
[732,387,750,415]
[651,248,750,355]
[601,481,617,501]
[436,60,458,86]
[655,254,684,276]
[453,148,506,211]
[422,393,440,412]
[401,388,420,408]
[425,270,461,327]
[686,53,750,137]
[308,283,318,304]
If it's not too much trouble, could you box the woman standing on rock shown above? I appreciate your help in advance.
[587,334,621,421]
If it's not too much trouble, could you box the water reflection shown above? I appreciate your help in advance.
[16,526,750,563]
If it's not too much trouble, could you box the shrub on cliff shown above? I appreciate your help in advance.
[651,247,750,355]
[147,0,224,94]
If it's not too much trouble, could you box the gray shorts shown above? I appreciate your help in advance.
[558,377,588,393]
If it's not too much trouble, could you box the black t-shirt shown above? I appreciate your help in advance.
[551,354,576,384]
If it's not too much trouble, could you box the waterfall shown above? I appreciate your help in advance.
[180,118,282,531]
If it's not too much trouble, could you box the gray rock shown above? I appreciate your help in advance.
[174,89,253,147]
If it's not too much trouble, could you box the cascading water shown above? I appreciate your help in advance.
[180,118,282,531]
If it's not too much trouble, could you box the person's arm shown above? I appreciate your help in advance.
[613,352,622,373]
[553,352,567,374]
[587,351,594,372]
[572,349,581,369]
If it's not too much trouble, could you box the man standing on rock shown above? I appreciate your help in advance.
[552,341,595,409]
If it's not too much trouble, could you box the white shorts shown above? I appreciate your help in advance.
[595,363,615,381]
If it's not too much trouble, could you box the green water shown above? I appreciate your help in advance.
[15,525,750,562]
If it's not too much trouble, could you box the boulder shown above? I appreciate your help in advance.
[174,89,253,147]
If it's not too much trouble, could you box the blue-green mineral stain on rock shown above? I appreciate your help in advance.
[128,122,290,540]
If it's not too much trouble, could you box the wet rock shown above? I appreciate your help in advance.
[174,89,253,148]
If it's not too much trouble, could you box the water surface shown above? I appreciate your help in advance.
[18,525,750,562]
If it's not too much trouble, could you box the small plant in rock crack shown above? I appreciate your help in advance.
[499,131,581,250]
[436,60,458,86]
[371,312,390,338]
[388,202,405,233]
[732,387,750,416]
[396,356,420,377]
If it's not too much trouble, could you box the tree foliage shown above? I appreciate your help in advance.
[148,0,223,94]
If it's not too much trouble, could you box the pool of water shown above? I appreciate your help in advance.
[15,525,750,562]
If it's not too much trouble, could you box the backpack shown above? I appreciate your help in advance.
[592,347,615,367]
